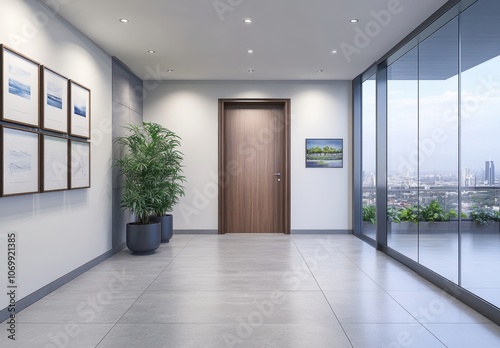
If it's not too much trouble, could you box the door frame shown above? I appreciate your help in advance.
[218,98,291,234]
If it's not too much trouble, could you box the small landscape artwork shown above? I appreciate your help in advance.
[306,138,343,168]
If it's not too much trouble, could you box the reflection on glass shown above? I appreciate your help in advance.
[460,0,500,308]
[363,0,500,312]
[362,75,377,239]
[418,17,460,283]
[387,47,419,261]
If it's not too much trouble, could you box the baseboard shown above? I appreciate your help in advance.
[173,230,353,235]
[291,229,353,234]
[0,242,126,322]
[174,229,219,234]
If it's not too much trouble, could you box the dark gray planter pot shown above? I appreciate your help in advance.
[150,214,173,243]
[460,221,500,234]
[126,222,161,255]
[389,221,463,234]
[418,221,458,234]
[361,222,376,236]
[388,222,418,235]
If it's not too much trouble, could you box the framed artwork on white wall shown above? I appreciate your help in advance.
[69,81,91,139]
[305,138,343,168]
[1,45,40,127]
[42,134,69,192]
[1,126,40,196]
[70,139,90,189]
[41,67,69,134]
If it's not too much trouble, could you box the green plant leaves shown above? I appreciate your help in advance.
[387,200,466,223]
[469,206,500,225]
[113,122,186,224]
[362,205,376,224]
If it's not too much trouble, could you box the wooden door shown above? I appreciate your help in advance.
[219,100,290,234]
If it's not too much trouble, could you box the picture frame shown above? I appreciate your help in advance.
[69,80,91,139]
[41,67,68,134]
[42,135,69,192]
[305,138,343,168]
[1,45,40,127]
[1,126,40,196]
[70,139,90,189]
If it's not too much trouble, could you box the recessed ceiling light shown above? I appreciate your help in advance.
[350,19,359,23]
[248,69,255,73]
[247,49,254,54]
[331,50,338,54]
[147,50,155,54]
[119,18,129,23]
[244,18,253,24]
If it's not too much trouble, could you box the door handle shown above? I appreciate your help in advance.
[273,173,281,182]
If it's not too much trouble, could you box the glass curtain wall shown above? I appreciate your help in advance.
[357,0,500,311]
[361,74,377,239]
[387,47,419,261]
[418,17,460,283]
[460,0,500,307]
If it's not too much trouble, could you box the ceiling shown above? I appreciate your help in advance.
[38,0,448,81]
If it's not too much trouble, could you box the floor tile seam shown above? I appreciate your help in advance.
[89,325,115,348]
[45,290,144,295]
[325,237,437,345]
[115,319,343,325]
[145,288,322,291]
[290,236,355,348]
[17,320,119,325]
[140,289,325,293]
[424,323,500,327]
[14,323,115,326]
[102,322,346,327]
[386,293,495,325]
[381,287,466,345]
[94,240,191,347]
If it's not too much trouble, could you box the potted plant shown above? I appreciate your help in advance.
[417,200,464,234]
[387,205,418,235]
[114,122,169,254]
[462,206,500,234]
[146,123,186,243]
[362,205,376,235]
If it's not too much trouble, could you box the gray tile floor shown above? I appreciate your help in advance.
[3,234,500,347]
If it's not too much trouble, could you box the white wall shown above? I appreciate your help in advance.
[144,81,352,231]
[0,0,112,308]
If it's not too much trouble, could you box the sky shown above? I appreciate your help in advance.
[362,53,500,176]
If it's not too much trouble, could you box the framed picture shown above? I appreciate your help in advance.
[69,81,91,139]
[1,45,40,127]
[70,140,90,189]
[305,138,343,168]
[41,67,68,133]
[42,135,69,192]
[1,126,40,196]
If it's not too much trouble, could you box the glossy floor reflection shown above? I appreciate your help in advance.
[389,231,500,308]
[2,234,500,348]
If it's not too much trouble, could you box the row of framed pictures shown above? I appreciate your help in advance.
[1,126,90,196]
[1,44,91,139]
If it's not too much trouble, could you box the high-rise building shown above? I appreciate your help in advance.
[464,167,477,187]
[485,161,495,186]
